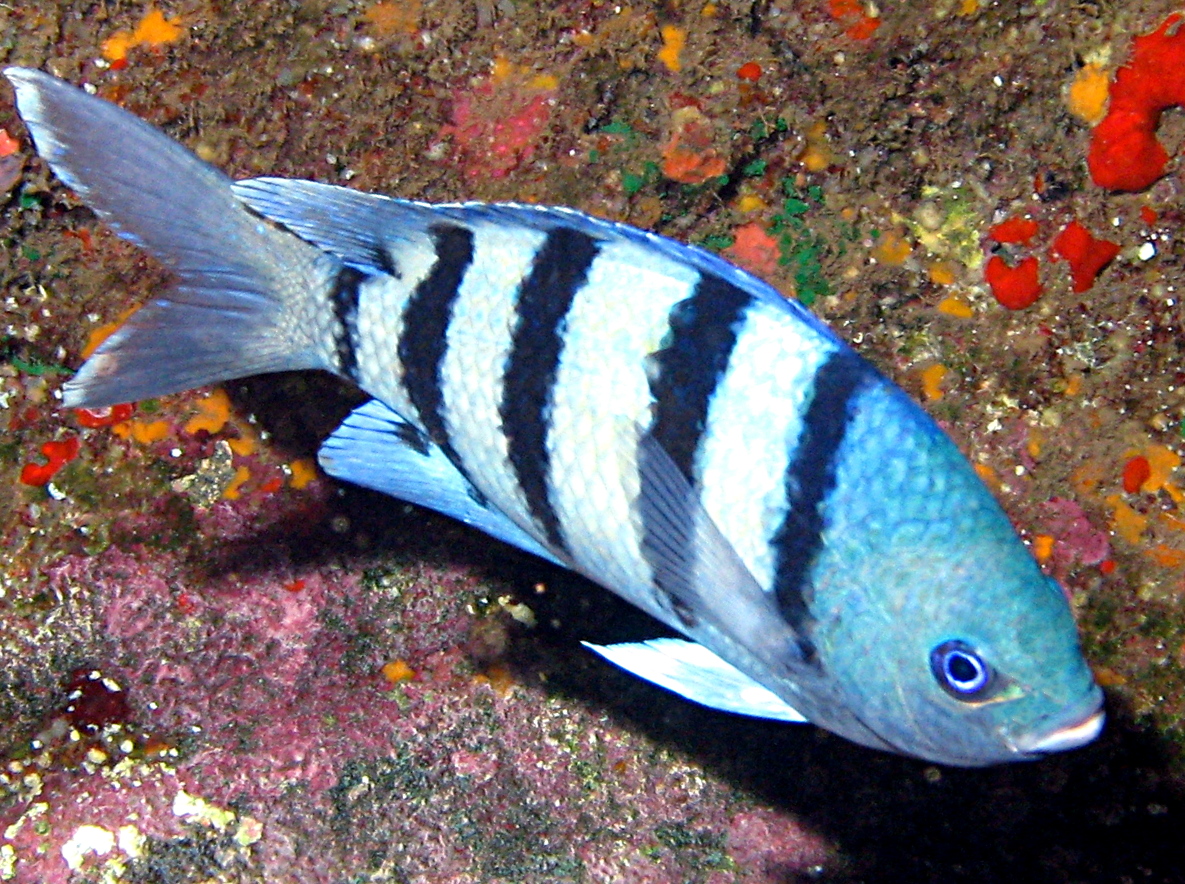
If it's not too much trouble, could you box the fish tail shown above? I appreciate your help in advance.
[5,68,344,408]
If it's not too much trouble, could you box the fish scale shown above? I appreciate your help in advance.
[355,239,450,422]
[425,224,527,515]
[545,241,698,599]
[5,67,1105,767]
[500,227,602,554]
[694,299,836,596]
[397,225,474,444]
[770,350,874,644]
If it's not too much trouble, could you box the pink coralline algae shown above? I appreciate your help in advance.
[439,74,556,179]
[77,541,422,803]
[1,762,193,884]
[728,808,831,878]
[2,478,833,881]
[1039,496,1112,584]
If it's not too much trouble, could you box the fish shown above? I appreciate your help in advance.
[5,67,1104,767]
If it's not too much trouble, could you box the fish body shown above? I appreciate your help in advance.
[6,68,1104,766]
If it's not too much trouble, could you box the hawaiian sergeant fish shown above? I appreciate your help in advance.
[6,68,1104,767]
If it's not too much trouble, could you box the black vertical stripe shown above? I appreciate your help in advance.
[770,350,872,659]
[645,274,753,479]
[397,224,475,449]
[330,266,365,380]
[499,227,602,553]
[640,272,752,625]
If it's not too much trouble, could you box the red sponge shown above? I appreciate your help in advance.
[1088,13,1185,191]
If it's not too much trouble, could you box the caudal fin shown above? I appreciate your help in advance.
[5,68,342,407]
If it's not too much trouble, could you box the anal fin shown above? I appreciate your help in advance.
[319,400,565,567]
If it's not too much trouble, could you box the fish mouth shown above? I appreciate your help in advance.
[1008,688,1106,756]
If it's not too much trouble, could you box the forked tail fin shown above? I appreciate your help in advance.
[5,67,343,407]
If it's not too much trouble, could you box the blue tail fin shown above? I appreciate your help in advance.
[5,68,343,407]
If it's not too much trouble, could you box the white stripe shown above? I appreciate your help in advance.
[695,299,837,591]
[438,221,549,533]
[545,240,699,613]
[352,232,440,421]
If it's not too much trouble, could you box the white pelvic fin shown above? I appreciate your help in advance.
[319,400,565,567]
[583,638,808,722]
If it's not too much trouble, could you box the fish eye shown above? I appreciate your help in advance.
[930,640,994,700]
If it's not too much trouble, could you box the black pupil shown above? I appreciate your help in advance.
[930,640,993,700]
[948,653,979,685]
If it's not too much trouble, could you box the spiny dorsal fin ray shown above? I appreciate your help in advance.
[231,177,842,346]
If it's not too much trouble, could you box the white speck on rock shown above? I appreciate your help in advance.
[61,824,114,871]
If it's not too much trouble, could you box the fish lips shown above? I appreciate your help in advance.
[1006,686,1106,757]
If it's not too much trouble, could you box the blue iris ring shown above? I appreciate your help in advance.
[930,640,995,700]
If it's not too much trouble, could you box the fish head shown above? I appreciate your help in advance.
[814,537,1103,767]
[802,387,1104,767]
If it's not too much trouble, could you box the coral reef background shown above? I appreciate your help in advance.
[1,2,1185,882]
